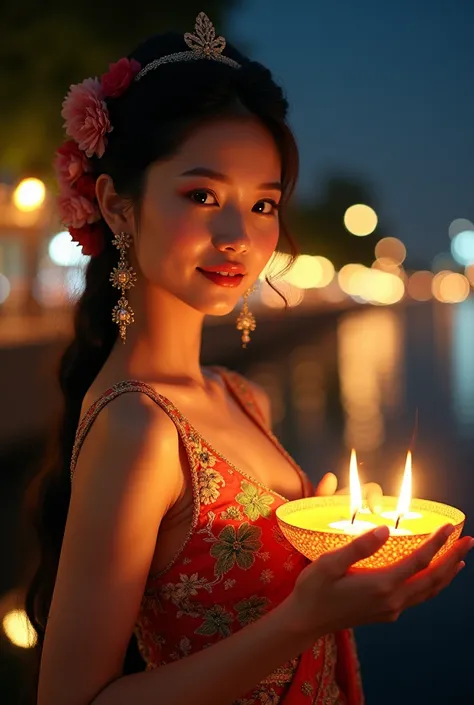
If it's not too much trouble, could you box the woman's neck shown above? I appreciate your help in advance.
[106,286,207,387]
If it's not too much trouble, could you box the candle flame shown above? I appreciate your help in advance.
[396,451,412,519]
[350,449,363,518]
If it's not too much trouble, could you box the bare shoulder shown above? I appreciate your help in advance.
[38,389,183,705]
[74,387,183,506]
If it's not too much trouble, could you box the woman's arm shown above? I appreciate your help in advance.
[37,391,312,705]
[92,598,307,705]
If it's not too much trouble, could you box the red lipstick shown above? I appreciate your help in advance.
[197,262,246,288]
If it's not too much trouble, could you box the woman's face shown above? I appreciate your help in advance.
[134,116,282,316]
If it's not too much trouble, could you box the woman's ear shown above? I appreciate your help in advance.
[95,173,135,235]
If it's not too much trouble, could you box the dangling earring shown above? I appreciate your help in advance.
[236,287,256,348]
[110,232,137,343]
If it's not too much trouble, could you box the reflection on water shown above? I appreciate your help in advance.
[243,302,474,705]
[338,308,404,452]
[452,298,474,434]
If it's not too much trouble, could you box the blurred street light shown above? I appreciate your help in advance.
[13,178,46,212]
[344,204,378,237]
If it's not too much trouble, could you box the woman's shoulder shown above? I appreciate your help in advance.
[72,378,183,482]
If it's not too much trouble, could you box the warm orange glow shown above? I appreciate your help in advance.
[438,273,470,303]
[258,252,292,281]
[350,449,363,518]
[260,280,304,308]
[338,264,367,295]
[312,256,335,288]
[344,204,378,236]
[2,609,37,649]
[396,451,412,519]
[372,257,403,278]
[407,270,433,301]
[374,237,407,265]
[282,255,335,289]
[13,178,46,212]
[353,268,405,305]
[431,270,450,301]
[432,271,470,303]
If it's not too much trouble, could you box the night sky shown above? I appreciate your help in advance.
[229,0,474,265]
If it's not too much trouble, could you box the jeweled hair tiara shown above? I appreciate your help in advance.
[135,11,241,82]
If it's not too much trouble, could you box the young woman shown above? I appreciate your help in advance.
[26,13,472,705]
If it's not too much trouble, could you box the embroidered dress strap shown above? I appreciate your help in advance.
[70,380,194,481]
[215,367,310,499]
[212,367,268,427]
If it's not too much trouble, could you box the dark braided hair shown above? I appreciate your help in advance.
[25,29,300,678]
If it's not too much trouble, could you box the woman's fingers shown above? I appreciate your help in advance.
[388,524,455,583]
[314,472,338,497]
[364,483,383,513]
[319,526,390,580]
[399,535,474,607]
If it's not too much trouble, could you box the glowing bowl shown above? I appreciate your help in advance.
[276,495,465,569]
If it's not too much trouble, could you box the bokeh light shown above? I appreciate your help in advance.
[338,264,404,305]
[448,218,474,240]
[432,271,470,303]
[258,252,292,281]
[2,609,37,649]
[283,255,335,289]
[13,178,46,212]
[433,272,470,303]
[48,231,90,268]
[465,264,474,288]
[283,255,323,289]
[343,204,378,236]
[312,256,335,288]
[451,230,474,267]
[0,273,11,304]
[260,280,304,308]
[338,264,367,296]
[372,257,404,279]
[407,270,433,301]
[355,269,405,305]
[374,237,406,265]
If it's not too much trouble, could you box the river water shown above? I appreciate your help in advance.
[241,300,474,705]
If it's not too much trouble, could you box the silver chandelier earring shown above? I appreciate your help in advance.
[110,232,137,343]
[236,287,256,348]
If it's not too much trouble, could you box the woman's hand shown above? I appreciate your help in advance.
[282,524,473,647]
[315,471,383,513]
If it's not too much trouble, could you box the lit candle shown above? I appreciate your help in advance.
[276,448,466,569]
[381,451,422,526]
[289,450,378,536]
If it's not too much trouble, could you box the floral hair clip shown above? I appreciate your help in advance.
[55,12,238,257]
[55,58,141,256]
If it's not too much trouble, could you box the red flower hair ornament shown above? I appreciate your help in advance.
[55,58,141,256]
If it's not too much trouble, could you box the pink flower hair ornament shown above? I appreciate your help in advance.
[55,57,141,256]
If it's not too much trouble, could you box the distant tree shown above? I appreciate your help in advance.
[287,173,392,267]
[0,1,239,178]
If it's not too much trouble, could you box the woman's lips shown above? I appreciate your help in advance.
[197,268,245,288]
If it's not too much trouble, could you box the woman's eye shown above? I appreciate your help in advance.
[187,190,218,206]
[253,199,280,215]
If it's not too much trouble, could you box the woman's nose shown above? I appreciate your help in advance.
[214,237,249,254]
[212,211,251,255]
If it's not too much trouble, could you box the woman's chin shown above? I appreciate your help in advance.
[202,300,239,317]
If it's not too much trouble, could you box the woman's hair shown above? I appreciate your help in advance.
[25,29,299,675]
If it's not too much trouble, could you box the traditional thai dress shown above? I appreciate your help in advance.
[71,369,364,704]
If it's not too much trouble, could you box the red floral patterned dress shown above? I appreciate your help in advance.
[70,369,364,705]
